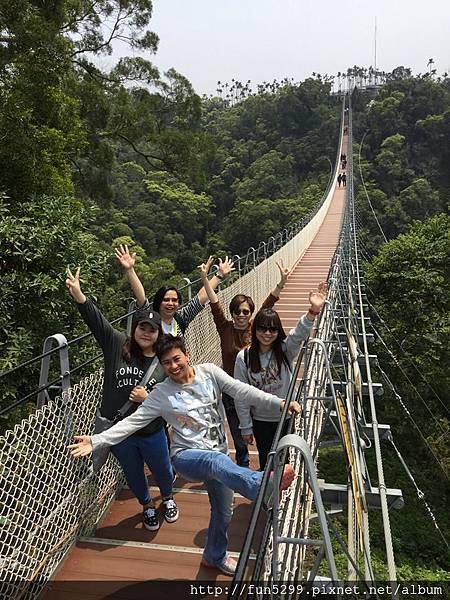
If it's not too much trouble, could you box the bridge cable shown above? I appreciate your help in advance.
[356,130,388,243]
[367,299,449,417]
[376,361,450,481]
[388,436,450,551]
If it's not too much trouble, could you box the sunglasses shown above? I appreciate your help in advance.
[234,309,251,316]
[256,325,279,334]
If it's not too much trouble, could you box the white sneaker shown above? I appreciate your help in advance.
[162,498,179,523]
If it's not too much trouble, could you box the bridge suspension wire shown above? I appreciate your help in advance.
[376,359,450,482]
[371,324,448,436]
[388,437,450,552]
[367,299,449,417]
[356,130,388,243]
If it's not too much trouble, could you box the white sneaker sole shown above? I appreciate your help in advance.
[164,512,179,523]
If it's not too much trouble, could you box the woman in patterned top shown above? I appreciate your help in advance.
[150,257,235,337]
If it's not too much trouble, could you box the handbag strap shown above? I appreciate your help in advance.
[116,357,160,418]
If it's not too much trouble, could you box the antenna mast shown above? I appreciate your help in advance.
[374,17,377,84]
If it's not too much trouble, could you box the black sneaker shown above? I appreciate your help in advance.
[143,505,159,531]
[162,498,179,523]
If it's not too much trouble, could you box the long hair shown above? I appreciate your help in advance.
[248,309,288,375]
[122,321,163,365]
[152,286,182,313]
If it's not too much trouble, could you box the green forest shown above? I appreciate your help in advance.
[0,0,449,583]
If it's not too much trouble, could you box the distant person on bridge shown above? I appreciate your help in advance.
[342,172,347,187]
[198,256,290,468]
[69,334,300,577]
[148,257,234,337]
[337,173,342,187]
[233,283,327,469]
[66,260,179,533]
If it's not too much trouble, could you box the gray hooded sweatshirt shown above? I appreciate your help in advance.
[91,363,283,456]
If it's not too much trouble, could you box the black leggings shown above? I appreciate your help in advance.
[252,419,289,470]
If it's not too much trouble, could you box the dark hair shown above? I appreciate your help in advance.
[155,334,187,361]
[229,294,255,315]
[122,321,162,365]
[248,308,288,375]
[152,286,182,313]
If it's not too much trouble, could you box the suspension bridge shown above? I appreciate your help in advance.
[1,96,437,599]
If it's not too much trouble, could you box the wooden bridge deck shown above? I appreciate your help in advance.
[44,138,346,599]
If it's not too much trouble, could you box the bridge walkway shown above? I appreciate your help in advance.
[44,137,347,598]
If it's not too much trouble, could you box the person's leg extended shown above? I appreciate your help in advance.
[111,437,151,505]
[172,449,262,500]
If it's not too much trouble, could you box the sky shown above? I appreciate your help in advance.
[102,0,450,95]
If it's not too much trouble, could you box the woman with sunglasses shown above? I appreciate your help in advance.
[198,257,290,467]
[233,283,327,469]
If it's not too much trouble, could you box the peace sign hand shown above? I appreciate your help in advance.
[66,267,86,303]
[276,258,290,286]
[198,255,214,281]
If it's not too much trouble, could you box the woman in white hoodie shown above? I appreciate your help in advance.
[234,283,327,469]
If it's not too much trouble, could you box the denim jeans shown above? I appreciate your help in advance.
[222,392,250,467]
[172,449,263,565]
[111,427,173,506]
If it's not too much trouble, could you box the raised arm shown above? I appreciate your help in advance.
[197,256,234,306]
[270,259,290,299]
[284,282,327,360]
[66,267,117,349]
[115,244,146,307]
[198,256,219,304]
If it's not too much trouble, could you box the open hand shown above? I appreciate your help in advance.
[217,256,235,278]
[242,434,254,445]
[68,435,93,458]
[309,282,327,312]
[115,244,136,271]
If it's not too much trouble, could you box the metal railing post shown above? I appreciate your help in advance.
[37,334,70,408]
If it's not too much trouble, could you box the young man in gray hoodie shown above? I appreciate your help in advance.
[69,334,299,576]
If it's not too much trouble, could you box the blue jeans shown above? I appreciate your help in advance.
[111,427,173,506]
[172,449,263,565]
